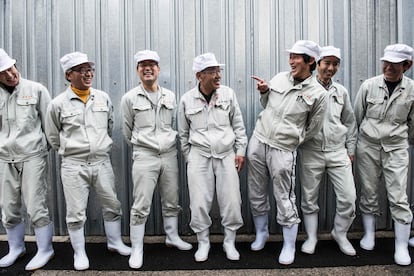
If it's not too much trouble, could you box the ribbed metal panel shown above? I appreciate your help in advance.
[1,0,413,236]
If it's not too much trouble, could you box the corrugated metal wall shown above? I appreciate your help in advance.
[1,0,414,236]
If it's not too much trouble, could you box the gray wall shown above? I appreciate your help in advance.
[1,0,414,236]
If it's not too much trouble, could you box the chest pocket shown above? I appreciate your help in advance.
[186,106,205,129]
[133,103,155,128]
[160,101,175,126]
[366,97,384,119]
[214,100,231,126]
[61,109,83,127]
[392,96,414,123]
[331,95,344,119]
[16,98,38,124]
[92,105,109,129]
[284,94,312,121]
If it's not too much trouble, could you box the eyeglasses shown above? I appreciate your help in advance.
[70,67,95,75]
[201,68,223,75]
[138,62,158,68]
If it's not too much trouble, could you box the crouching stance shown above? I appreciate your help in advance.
[0,49,54,271]
[46,52,130,270]
[178,53,247,262]
[121,50,192,269]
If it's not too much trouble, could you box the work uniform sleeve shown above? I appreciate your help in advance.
[353,82,368,128]
[230,91,248,156]
[38,85,52,142]
[120,94,133,145]
[259,89,270,108]
[107,95,114,138]
[45,102,61,151]
[342,91,358,155]
[177,97,190,161]
[303,92,327,141]
[407,104,414,145]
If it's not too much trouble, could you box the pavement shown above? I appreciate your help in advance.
[1,232,414,275]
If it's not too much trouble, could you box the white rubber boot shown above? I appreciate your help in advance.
[0,222,26,267]
[360,214,375,250]
[129,224,145,269]
[301,213,318,254]
[223,228,240,260]
[68,227,89,271]
[25,223,55,271]
[163,217,192,250]
[194,229,210,262]
[104,220,131,256]
[250,214,269,251]
[394,221,411,266]
[278,224,298,265]
[331,214,356,256]
[409,237,414,247]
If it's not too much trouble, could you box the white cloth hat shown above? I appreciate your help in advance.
[380,44,413,63]
[0,49,17,72]
[134,50,160,65]
[60,52,95,73]
[286,40,321,60]
[318,46,341,62]
[192,53,225,73]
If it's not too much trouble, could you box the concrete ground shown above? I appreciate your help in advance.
[2,232,414,275]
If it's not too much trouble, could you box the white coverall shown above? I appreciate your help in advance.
[298,80,357,219]
[120,85,181,225]
[0,77,51,229]
[45,87,122,230]
[354,75,414,224]
[248,72,326,226]
[178,85,247,233]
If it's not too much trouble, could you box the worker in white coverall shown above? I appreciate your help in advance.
[178,53,248,262]
[354,44,414,266]
[298,46,357,256]
[0,49,54,271]
[120,50,192,269]
[248,40,326,265]
[45,52,130,271]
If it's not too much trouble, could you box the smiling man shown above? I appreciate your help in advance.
[121,50,192,269]
[45,52,130,270]
[178,53,247,263]
[354,44,414,266]
[298,46,357,257]
[248,40,326,265]
[0,49,54,271]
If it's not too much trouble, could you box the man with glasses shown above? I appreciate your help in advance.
[178,53,247,262]
[354,44,414,266]
[120,50,192,269]
[0,49,54,271]
[45,51,130,270]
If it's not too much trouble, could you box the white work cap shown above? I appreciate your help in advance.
[134,50,160,65]
[192,53,225,73]
[380,44,413,63]
[318,46,341,62]
[286,40,321,60]
[0,49,17,72]
[60,52,95,73]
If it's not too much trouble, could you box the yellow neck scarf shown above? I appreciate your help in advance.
[71,86,90,103]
